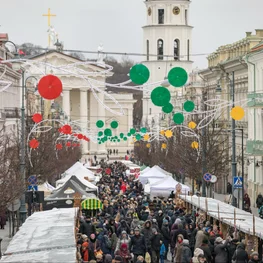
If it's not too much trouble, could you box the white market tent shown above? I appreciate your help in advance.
[180,195,263,239]
[138,165,167,184]
[1,208,77,263]
[141,166,151,174]
[38,182,55,197]
[150,176,190,198]
[65,161,95,179]
[144,178,163,194]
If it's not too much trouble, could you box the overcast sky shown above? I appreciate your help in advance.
[1,0,263,68]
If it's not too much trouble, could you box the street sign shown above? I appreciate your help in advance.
[28,185,38,191]
[28,175,37,185]
[7,199,21,212]
[210,175,217,183]
[233,177,243,189]
[203,173,212,182]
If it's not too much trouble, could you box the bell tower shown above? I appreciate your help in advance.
[142,0,193,125]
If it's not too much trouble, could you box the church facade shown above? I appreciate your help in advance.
[28,51,135,156]
[142,0,193,127]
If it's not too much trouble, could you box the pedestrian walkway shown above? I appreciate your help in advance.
[0,223,12,255]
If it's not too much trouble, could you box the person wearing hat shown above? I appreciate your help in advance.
[181,239,192,263]
[156,210,164,230]
[249,251,259,263]
[161,218,170,260]
[214,236,229,263]
[192,248,205,263]
[150,228,162,263]
[199,237,212,263]
[130,227,146,263]
[197,254,206,263]
[232,242,248,263]
[115,243,132,263]
[81,235,89,262]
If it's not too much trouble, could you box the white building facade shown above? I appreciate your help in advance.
[0,34,21,132]
[246,42,263,206]
[29,51,135,156]
[142,0,193,126]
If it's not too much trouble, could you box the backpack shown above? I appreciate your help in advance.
[104,235,112,249]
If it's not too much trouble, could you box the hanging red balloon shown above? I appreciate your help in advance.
[38,75,63,100]
[58,127,63,133]
[105,168,111,175]
[66,142,71,147]
[32,113,42,123]
[72,143,77,147]
[56,143,63,150]
[62,125,72,135]
[29,139,39,149]
[73,133,78,137]
[77,143,80,147]
[77,134,83,139]
[83,136,90,142]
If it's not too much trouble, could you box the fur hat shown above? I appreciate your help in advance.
[215,237,223,244]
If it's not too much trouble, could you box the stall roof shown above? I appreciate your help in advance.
[180,195,263,238]
[1,208,77,263]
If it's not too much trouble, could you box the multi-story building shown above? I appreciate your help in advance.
[0,33,21,132]
[246,41,263,206]
[142,0,193,128]
[198,30,263,194]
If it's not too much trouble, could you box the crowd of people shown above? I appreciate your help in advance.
[76,161,261,263]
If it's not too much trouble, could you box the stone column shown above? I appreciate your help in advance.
[62,89,71,120]
[80,89,88,154]
[97,91,106,154]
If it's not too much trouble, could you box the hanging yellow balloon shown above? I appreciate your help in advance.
[162,143,167,149]
[191,141,199,149]
[133,138,137,142]
[230,106,245,121]
[146,143,151,148]
[160,130,165,135]
[144,134,150,141]
[188,121,197,129]
[165,130,173,138]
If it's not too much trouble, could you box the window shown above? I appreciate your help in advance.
[158,9,164,24]
[174,39,180,60]
[187,39,190,61]
[146,40,149,61]
[185,9,188,25]
[157,39,164,60]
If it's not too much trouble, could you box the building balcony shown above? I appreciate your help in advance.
[247,93,263,107]
[4,107,20,118]
[246,140,263,155]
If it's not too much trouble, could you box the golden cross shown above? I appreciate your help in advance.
[43,8,56,46]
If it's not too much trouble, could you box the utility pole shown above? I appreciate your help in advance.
[231,72,237,207]
[202,90,207,197]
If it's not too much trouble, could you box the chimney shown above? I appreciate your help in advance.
[246,32,252,37]
[255,29,263,37]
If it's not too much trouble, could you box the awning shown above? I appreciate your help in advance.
[81,198,103,210]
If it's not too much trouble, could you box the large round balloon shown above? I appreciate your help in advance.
[130,64,150,85]
[32,113,42,123]
[231,106,245,121]
[183,100,195,112]
[104,128,112,137]
[168,67,188,87]
[151,87,171,107]
[29,139,39,149]
[38,75,63,100]
[173,113,184,124]
[96,120,104,128]
[110,120,119,129]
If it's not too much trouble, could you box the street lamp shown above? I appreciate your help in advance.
[217,72,238,207]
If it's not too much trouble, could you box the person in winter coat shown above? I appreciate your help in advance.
[156,210,164,230]
[151,219,160,233]
[214,237,229,263]
[174,234,184,263]
[130,227,146,263]
[181,239,192,263]
[244,194,251,208]
[109,227,118,257]
[81,235,89,262]
[192,248,205,263]
[161,219,170,259]
[141,220,153,253]
[115,231,131,252]
[150,228,162,263]
[160,240,166,263]
[117,220,130,237]
[79,217,96,237]
[248,252,259,263]
[194,224,205,250]
[199,238,212,263]
[173,224,188,245]
[256,194,263,209]
[232,242,249,263]
[88,233,101,261]
[115,243,132,263]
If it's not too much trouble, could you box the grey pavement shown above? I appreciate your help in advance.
[0,222,13,256]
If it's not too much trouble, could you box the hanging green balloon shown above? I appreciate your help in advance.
[135,134,141,140]
[151,86,171,106]
[168,67,188,87]
[98,131,103,137]
[183,100,195,112]
[98,141,102,144]
[103,136,108,141]
[173,113,185,124]
[120,133,124,138]
[123,137,128,141]
[96,120,104,128]
[104,128,112,136]
[140,127,147,134]
[129,64,150,85]
[130,128,136,135]
[110,120,119,129]
[162,103,174,114]
[117,139,120,142]
[127,133,131,137]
